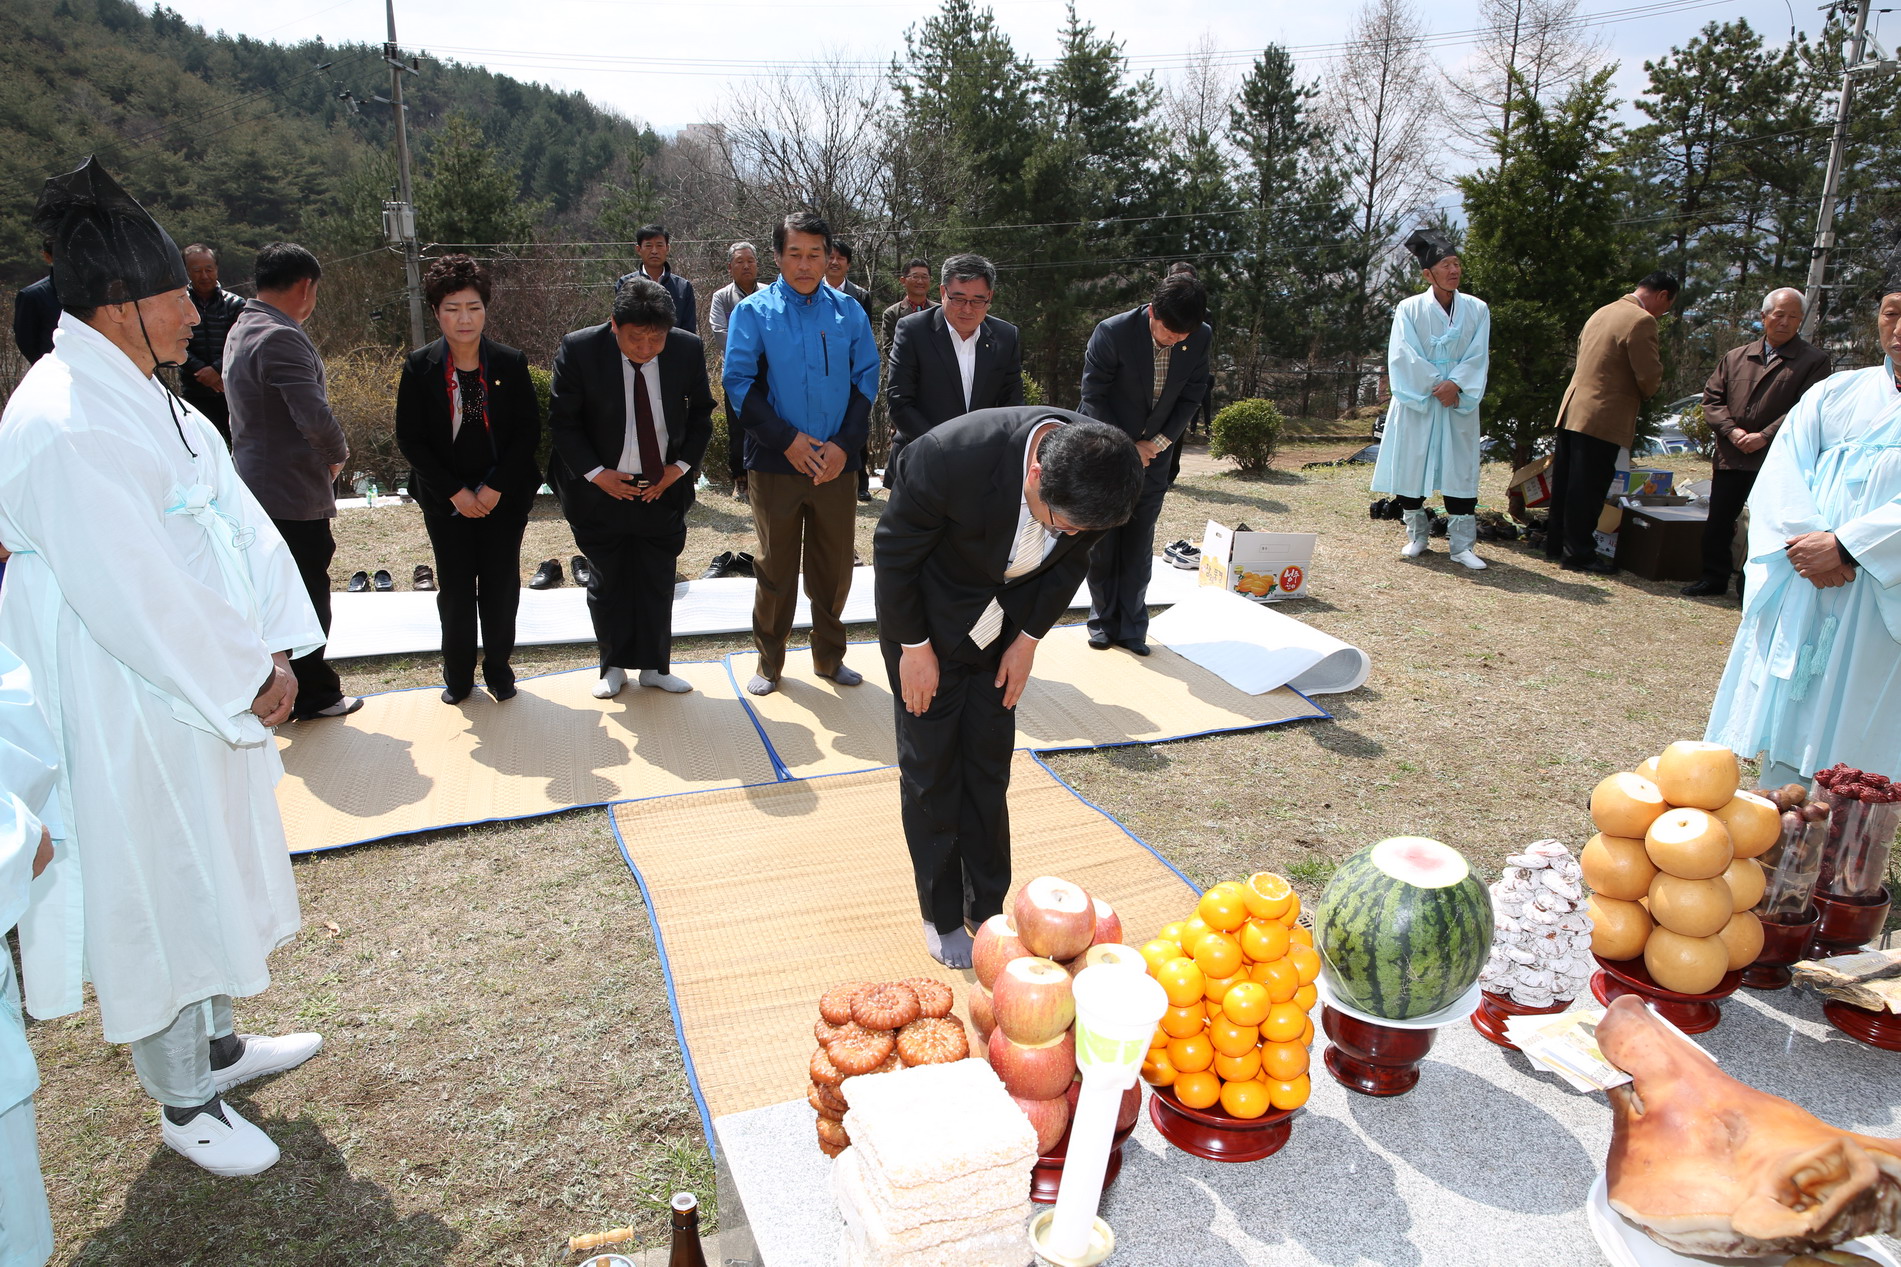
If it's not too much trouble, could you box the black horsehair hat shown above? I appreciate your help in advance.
[32,156,187,308]
[1405,227,1456,271]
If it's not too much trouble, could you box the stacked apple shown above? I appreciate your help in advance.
[1583,741,1779,995]
[1135,873,1320,1121]
[968,876,1138,1154]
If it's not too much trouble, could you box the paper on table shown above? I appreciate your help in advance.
[1146,586,1371,696]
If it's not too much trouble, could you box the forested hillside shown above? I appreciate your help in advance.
[0,0,650,284]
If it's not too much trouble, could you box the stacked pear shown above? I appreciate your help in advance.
[1582,742,1779,994]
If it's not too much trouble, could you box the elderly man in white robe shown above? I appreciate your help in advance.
[1705,275,1901,788]
[1371,227,1492,570]
[0,646,58,1267]
[0,158,325,1178]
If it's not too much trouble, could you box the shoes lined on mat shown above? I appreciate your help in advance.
[528,558,563,589]
[371,569,394,592]
[412,564,436,591]
[571,555,597,588]
[347,571,370,592]
[1162,539,1201,569]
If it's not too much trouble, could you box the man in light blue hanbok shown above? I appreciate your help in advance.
[1371,228,1492,570]
[0,159,327,1180]
[1705,282,1901,787]
[0,646,58,1267]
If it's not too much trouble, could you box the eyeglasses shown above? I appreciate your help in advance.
[944,295,992,310]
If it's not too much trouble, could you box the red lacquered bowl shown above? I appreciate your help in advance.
[1590,954,1742,1034]
[1147,1085,1298,1163]
[1028,1109,1139,1204]
[1823,999,1901,1052]
[1470,989,1574,1049]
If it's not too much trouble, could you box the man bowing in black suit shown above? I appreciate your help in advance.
[875,408,1142,967]
[884,253,1025,489]
[1078,272,1211,654]
[550,276,714,699]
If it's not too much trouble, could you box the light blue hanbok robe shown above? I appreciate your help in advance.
[0,315,323,1045]
[1705,362,1901,776]
[1371,290,1491,500]
[0,645,60,1267]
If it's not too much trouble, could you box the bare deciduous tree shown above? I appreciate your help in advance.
[1442,0,1605,156]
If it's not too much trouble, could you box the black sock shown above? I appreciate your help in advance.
[164,1097,227,1127]
[208,1032,245,1070]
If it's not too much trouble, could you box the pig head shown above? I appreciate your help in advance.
[1598,995,1901,1258]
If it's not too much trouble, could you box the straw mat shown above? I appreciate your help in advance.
[275,661,777,853]
[733,624,1328,778]
[609,753,1196,1121]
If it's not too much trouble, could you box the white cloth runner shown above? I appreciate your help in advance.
[1146,586,1370,696]
[324,558,1206,660]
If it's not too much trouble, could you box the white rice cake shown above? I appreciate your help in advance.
[833,1146,1030,1247]
[840,1059,1036,1190]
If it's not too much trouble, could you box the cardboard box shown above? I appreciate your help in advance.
[1606,468,1675,498]
[1614,505,1708,582]
[1198,520,1314,601]
[1509,456,1553,508]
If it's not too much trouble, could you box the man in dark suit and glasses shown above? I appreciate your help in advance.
[876,409,1142,967]
[884,253,1025,490]
[549,276,714,699]
[1078,273,1212,654]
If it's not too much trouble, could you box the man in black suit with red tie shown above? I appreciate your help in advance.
[884,253,1025,490]
[550,276,714,699]
[875,407,1142,967]
[1078,273,1212,655]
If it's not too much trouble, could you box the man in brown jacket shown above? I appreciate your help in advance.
[1544,271,1678,573]
[1681,287,1831,598]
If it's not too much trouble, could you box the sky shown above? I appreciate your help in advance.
[156,0,1832,140]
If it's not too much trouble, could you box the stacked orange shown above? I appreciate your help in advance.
[1137,873,1321,1120]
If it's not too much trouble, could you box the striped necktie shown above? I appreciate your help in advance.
[970,513,1049,649]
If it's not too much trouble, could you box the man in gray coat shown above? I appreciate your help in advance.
[225,242,361,719]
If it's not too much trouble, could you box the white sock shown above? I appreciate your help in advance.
[639,669,692,694]
[592,667,626,699]
[747,673,777,696]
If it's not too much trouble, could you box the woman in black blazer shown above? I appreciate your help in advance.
[395,254,543,703]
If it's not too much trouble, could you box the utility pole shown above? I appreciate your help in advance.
[382,0,426,350]
[1799,0,1872,340]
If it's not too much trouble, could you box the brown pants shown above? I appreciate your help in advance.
[747,469,857,680]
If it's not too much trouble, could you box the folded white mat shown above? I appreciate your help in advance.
[837,1219,1026,1267]
[832,1147,1030,1248]
[839,1060,1036,1192]
[326,559,1205,660]
[1147,585,1371,696]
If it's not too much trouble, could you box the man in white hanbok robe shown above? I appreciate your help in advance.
[1705,285,1901,787]
[0,158,326,1179]
[0,645,58,1267]
[1372,228,1492,569]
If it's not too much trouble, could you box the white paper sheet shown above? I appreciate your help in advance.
[1145,587,1370,696]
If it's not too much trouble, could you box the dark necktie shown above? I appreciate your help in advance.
[632,360,663,478]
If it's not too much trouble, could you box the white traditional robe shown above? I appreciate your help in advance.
[1705,362,1901,776]
[0,315,323,1044]
[0,645,57,1267]
[1370,290,1491,500]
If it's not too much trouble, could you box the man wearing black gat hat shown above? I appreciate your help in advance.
[1369,227,1492,570]
[0,157,328,1178]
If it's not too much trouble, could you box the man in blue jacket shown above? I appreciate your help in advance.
[724,210,880,695]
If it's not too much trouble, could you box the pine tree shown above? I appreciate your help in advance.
[416,114,541,248]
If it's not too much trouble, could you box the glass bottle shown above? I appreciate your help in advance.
[668,1191,708,1267]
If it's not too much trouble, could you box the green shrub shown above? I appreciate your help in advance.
[1210,398,1286,475]
[1676,401,1714,458]
[528,363,555,481]
[1021,371,1045,406]
[323,349,407,491]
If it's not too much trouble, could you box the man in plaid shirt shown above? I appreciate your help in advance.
[180,244,248,446]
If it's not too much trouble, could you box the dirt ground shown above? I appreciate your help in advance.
[24,444,1893,1264]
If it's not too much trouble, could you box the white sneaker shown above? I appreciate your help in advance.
[1450,549,1488,570]
[592,667,627,699]
[213,1032,324,1095]
[1400,539,1429,558]
[639,670,692,694]
[161,1102,281,1176]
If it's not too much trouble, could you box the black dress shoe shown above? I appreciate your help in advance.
[412,564,437,591]
[701,551,736,580]
[347,571,370,592]
[730,551,758,577]
[1680,576,1728,597]
[528,558,562,590]
[487,681,517,701]
[441,688,470,705]
[1562,555,1617,575]
[372,569,394,592]
[1119,639,1152,656]
[571,555,597,588]
[1088,632,1112,651]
